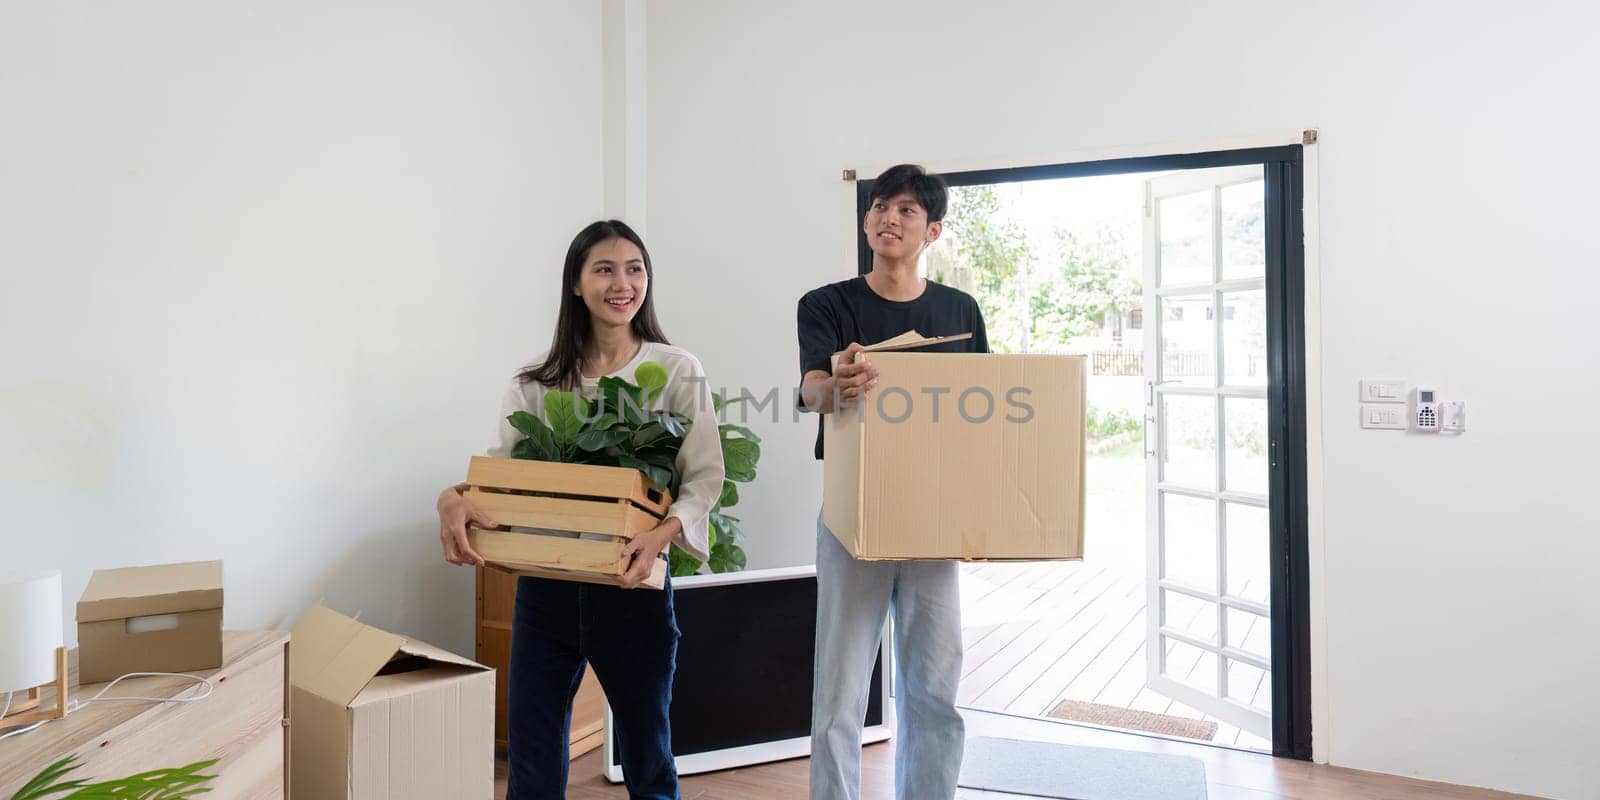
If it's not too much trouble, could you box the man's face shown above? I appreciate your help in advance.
[863,190,941,260]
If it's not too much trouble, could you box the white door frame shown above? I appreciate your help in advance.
[1143,164,1275,740]
[853,130,1325,761]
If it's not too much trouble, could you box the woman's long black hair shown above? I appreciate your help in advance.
[519,220,670,389]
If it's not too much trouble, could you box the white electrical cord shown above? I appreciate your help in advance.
[74,672,215,708]
[0,673,213,742]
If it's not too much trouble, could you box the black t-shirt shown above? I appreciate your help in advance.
[796,276,990,459]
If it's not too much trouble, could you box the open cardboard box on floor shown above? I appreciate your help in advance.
[289,604,493,799]
[75,560,224,684]
[824,331,1087,561]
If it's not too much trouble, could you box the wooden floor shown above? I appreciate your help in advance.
[957,560,1273,750]
[495,707,1542,799]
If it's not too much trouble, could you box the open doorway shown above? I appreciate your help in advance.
[853,147,1309,758]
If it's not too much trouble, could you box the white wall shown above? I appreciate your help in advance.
[1,1,605,657]
[643,1,1600,797]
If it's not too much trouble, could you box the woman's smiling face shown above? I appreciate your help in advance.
[573,236,649,327]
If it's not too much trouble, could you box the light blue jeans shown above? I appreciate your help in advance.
[810,510,966,800]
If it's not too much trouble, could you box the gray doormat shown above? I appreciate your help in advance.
[958,737,1208,800]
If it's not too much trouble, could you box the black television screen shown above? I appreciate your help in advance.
[606,566,891,778]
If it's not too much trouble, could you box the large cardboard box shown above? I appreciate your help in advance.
[464,456,670,589]
[824,334,1087,560]
[289,605,493,800]
[76,560,223,684]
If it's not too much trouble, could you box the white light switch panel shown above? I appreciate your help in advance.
[1360,379,1407,403]
[1440,400,1466,433]
[1361,403,1407,430]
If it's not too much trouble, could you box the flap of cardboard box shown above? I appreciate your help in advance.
[831,330,974,369]
[290,604,488,708]
[76,560,224,623]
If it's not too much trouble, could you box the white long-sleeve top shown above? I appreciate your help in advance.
[487,341,724,563]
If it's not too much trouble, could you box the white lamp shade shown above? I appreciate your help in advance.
[0,569,64,692]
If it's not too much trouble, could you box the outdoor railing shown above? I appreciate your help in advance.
[1090,350,1262,378]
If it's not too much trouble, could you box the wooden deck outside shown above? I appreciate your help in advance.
[958,559,1273,751]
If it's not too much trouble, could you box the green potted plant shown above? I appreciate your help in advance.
[503,363,760,578]
[10,754,218,799]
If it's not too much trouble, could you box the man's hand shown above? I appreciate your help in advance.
[800,342,879,414]
[619,517,682,589]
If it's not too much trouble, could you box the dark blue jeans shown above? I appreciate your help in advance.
[506,574,681,800]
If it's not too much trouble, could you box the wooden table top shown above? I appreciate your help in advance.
[0,630,288,787]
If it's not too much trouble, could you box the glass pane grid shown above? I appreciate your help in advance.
[1149,166,1275,741]
[1157,189,1214,288]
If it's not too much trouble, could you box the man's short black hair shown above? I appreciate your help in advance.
[869,164,949,223]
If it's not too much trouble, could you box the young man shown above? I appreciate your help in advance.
[797,164,989,800]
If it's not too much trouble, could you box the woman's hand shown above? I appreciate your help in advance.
[437,485,494,567]
[619,517,682,589]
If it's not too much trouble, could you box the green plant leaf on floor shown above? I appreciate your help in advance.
[11,755,219,800]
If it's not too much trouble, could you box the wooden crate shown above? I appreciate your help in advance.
[465,456,672,590]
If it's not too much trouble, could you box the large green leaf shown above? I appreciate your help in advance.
[631,422,670,449]
[722,437,760,482]
[718,423,762,444]
[634,361,669,402]
[708,541,747,574]
[619,455,673,495]
[11,756,86,800]
[716,480,739,510]
[709,511,743,544]
[668,545,703,578]
[569,447,608,465]
[597,374,644,405]
[12,754,220,800]
[511,438,549,462]
[657,466,681,497]
[712,391,750,414]
[575,428,630,452]
[637,437,683,457]
[543,391,586,444]
[587,412,620,431]
[597,376,647,424]
[507,411,558,460]
[650,411,687,439]
[622,398,651,426]
[507,409,541,438]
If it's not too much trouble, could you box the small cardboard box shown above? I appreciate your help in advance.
[289,604,493,800]
[76,560,223,684]
[464,456,671,589]
[824,333,1088,560]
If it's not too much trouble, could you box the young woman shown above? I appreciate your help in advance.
[436,220,723,800]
